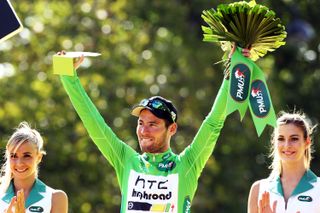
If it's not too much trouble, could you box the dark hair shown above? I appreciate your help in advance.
[149,96,178,124]
[131,96,178,126]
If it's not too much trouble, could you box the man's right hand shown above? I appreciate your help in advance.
[57,50,84,70]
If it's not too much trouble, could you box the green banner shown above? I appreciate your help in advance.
[226,48,276,136]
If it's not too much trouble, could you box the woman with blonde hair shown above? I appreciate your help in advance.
[0,122,68,213]
[247,111,319,213]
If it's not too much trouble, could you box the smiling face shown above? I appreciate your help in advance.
[275,123,310,166]
[136,109,177,153]
[9,141,42,181]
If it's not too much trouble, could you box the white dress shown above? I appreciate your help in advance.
[0,179,53,213]
[258,170,320,213]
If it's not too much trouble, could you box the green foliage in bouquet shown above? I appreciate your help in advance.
[201,0,287,61]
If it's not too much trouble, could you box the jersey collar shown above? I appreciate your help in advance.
[142,148,174,162]
[269,169,318,197]
[2,178,47,208]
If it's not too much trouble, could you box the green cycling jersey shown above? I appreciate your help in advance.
[60,74,228,212]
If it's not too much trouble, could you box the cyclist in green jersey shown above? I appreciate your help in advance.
[57,47,249,212]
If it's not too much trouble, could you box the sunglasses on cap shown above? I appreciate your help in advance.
[138,98,177,123]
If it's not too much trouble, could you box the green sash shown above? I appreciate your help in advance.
[226,47,276,136]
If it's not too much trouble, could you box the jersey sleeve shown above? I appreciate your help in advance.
[60,74,137,184]
[180,79,229,179]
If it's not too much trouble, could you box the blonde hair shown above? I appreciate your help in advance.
[269,111,316,178]
[0,122,46,193]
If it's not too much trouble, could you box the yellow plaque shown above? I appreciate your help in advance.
[52,55,74,76]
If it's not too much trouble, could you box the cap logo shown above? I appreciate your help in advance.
[141,99,149,106]
[171,112,176,122]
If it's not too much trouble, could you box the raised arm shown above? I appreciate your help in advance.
[180,46,251,178]
[180,76,229,177]
[57,52,136,181]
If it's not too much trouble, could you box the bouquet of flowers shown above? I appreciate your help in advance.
[201,0,287,61]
